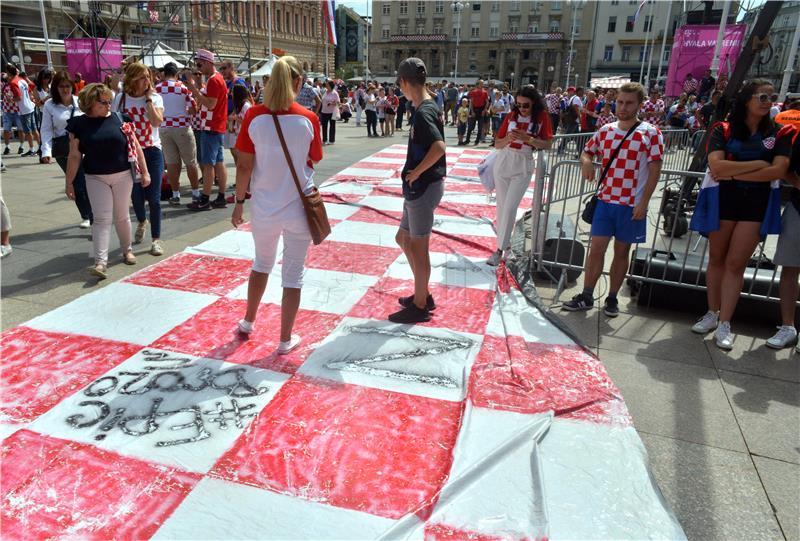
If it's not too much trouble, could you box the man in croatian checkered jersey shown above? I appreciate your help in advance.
[156,62,201,207]
[564,82,664,317]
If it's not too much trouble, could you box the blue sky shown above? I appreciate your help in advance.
[339,0,370,17]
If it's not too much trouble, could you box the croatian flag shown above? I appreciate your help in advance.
[634,0,647,21]
[322,0,337,46]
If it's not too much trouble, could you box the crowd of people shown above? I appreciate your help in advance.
[1,53,798,353]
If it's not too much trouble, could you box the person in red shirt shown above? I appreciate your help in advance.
[582,90,598,132]
[186,49,229,211]
[487,85,553,266]
[466,79,490,145]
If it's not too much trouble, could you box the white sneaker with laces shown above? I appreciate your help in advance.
[277,334,301,354]
[691,310,719,334]
[79,219,91,229]
[766,325,798,349]
[715,321,734,350]
[237,319,254,335]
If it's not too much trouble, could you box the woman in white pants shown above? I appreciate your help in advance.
[66,83,149,279]
[487,85,553,266]
[231,56,324,354]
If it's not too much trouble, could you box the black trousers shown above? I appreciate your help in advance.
[56,156,93,221]
[365,110,378,136]
[320,112,336,143]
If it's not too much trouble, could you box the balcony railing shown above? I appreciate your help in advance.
[390,34,448,42]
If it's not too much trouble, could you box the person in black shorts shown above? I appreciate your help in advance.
[389,57,447,324]
[690,79,793,350]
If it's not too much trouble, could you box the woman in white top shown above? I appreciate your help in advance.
[113,62,165,256]
[318,80,340,145]
[231,56,324,354]
[41,71,92,228]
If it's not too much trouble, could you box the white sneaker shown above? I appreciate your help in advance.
[0,244,12,259]
[766,325,798,349]
[79,219,91,229]
[691,310,719,334]
[150,239,164,256]
[237,319,254,335]
[277,334,301,354]
[486,250,502,267]
[714,321,734,350]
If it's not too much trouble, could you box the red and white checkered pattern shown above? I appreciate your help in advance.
[114,93,164,149]
[191,85,213,131]
[156,79,197,129]
[640,98,665,126]
[596,112,616,129]
[584,122,665,207]
[2,81,19,114]
[0,144,683,540]
[544,93,560,115]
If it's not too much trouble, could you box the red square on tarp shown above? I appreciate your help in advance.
[349,277,495,335]
[211,374,463,519]
[302,241,402,276]
[0,327,140,424]
[124,252,252,296]
[150,297,343,374]
[1,429,200,540]
[469,335,620,417]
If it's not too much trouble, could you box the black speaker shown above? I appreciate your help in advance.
[535,212,585,283]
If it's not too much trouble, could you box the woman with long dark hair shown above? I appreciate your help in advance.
[486,84,553,266]
[229,83,253,166]
[690,79,793,349]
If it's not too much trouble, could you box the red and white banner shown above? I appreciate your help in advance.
[322,0,337,46]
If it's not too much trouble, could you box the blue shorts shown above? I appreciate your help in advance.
[200,130,225,165]
[18,113,35,134]
[2,112,23,133]
[591,199,646,244]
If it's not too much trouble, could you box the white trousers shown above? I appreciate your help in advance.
[355,104,363,126]
[494,149,534,251]
[251,214,312,289]
[85,170,133,264]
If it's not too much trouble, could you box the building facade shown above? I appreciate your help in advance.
[369,0,596,91]
[0,1,334,78]
[335,4,370,78]
[741,0,800,95]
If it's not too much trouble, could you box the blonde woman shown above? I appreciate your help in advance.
[66,83,149,279]
[113,62,165,256]
[231,56,323,354]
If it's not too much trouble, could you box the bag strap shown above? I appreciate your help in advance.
[272,113,312,214]
[594,121,641,196]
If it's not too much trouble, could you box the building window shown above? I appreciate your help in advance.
[382,25,390,38]
[417,22,426,33]
[304,15,308,35]
[311,17,315,36]
[382,49,389,59]
[608,16,616,32]
[611,0,619,4]
[489,49,497,59]
[275,10,281,31]
[510,0,520,11]
[256,5,262,27]
[625,15,635,32]
[662,45,671,63]
[416,1,425,15]
[469,63,477,72]
[433,23,443,34]
[603,45,613,61]
[549,20,559,32]
[399,23,408,33]
[528,21,539,32]
[295,14,300,33]
[435,0,444,13]
[510,21,519,32]
[454,26,460,38]
[399,1,408,15]
[622,45,631,62]
[638,45,650,62]
[573,20,581,34]
[473,2,481,10]
[471,25,480,38]
[490,24,499,37]
[551,1,561,10]
[200,3,208,19]
[643,15,653,32]
[469,49,477,59]
[382,2,390,15]
[523,50,530,60]
[491,1,500,12]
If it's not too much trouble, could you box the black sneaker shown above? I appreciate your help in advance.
[398,293,436,311]
[17,147,24,155]
[603,297,619,318]
[211,195,227,208]
[562,293,593,312]
[388,303,431,324]
[3,147,9,155]
[187,197,211,211]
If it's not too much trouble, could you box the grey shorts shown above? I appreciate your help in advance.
[399,181,444,238]
[773,204,800,267]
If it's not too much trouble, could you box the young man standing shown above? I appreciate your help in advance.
[186,49,228,211]
[466,79,489,145]
[390,58,447,324]
[563,82,664,317]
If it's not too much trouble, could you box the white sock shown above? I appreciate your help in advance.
[191,189,200,198]
[172,190,181,198]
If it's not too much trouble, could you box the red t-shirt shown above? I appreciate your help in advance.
[204,71,228,133]
[582,98,598,130]
[8,76,22,100]
[468,88,489,109]
[496,109,553,150]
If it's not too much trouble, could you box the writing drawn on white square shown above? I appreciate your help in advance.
[153,477,400,540]
[25,282,217,346]
[432,215,496,238]
[29,348,290,473]
[226,267,379,316]
[328,220,399,247]
[299,317,483,402]
[188,229,259,261]
[485,288,572,345]
[441,192,500,207]
[386,251,496,291]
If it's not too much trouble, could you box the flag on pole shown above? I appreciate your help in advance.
[634,0,647,21]
[149,9,159,23]
[322,0,337,46]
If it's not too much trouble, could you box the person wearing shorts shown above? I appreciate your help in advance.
[564,82,664,318]
[390,57,447,324]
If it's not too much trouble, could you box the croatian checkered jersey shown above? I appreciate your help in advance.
[2,81,19,114]
[583,121,664,207]
[112,92,164,149]
[639,98,665,126]
[544,93,561,114]
[156,80,196,128]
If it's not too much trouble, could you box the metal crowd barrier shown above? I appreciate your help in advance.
[527,147,788,306]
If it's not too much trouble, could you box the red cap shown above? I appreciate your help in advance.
[567,86,576,92]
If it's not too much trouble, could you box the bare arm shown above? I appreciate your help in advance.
[231,151,255,228]
[65,135,81,185]
[633,160,662,219]
[707,150,771,177]
[732,156,790,182]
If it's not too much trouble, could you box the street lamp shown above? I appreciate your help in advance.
[451,1,469,80]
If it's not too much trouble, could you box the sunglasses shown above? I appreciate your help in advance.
[754,93,778,103]
[517,103,532,109]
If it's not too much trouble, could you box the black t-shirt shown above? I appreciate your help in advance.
[402,99,446,200]
[707,122,792,163]
[700,102,714,126]
[66,113,132,175]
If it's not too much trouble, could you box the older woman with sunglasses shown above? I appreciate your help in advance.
[66,83,149,279]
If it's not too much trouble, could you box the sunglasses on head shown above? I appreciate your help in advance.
[754,93,778,103]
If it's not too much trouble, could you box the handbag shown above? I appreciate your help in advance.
[51,104,76,159]
[272,113,331,245]
[477,150,498,192]
[581,121,641,225]
[332,105,341,121]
